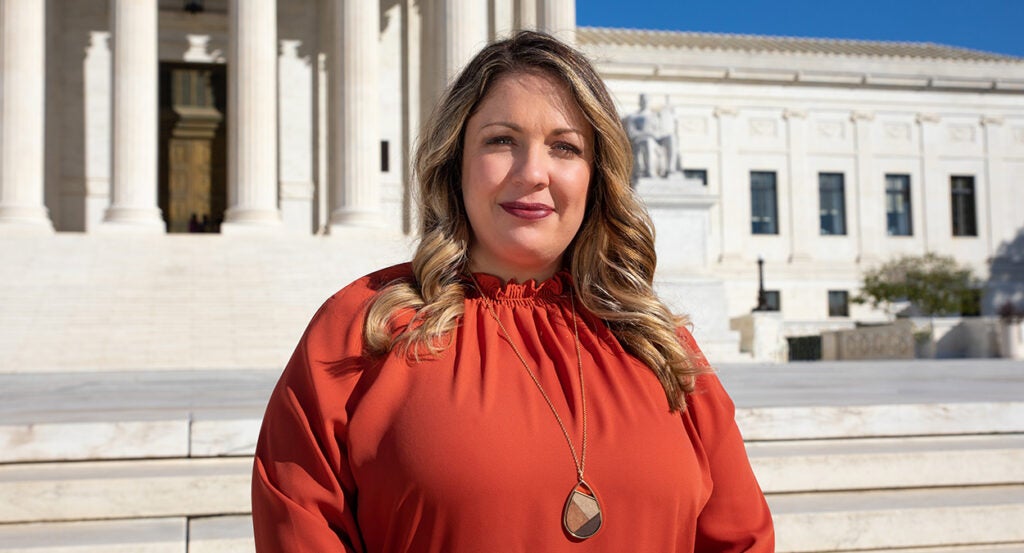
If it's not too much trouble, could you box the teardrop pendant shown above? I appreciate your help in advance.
[562,480,602,539]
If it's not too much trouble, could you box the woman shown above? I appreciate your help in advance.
[252,31,773,552]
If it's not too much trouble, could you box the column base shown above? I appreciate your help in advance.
[221,207,282,234]
[328,207,381,230]
[101,206,165,232]
[0,205,55,234]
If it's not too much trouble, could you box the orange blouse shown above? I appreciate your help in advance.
[252,264,774,552]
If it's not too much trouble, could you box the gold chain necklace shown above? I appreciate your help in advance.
[470,274,603,540]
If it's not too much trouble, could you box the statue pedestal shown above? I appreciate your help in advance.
[634,176,714,274]
[635,175,744,361]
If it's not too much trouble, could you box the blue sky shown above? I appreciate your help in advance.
[577,0,1024,58]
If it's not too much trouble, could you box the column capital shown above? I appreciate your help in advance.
[782,108,807,120]
[916,112,941,124]
[980,115,1005,126]
[850,110,875,122]
[714,106,738,118]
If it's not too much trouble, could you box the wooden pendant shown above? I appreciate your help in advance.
[563,480,602,539]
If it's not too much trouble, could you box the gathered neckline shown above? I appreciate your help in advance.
[466,271,572,302]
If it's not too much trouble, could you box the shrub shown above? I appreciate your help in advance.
[854,253,979,317]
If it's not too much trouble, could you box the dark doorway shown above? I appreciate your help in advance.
[158,62,227,233]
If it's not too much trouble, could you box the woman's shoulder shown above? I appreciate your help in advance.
[301,263,415,344]
[320,262,415,312]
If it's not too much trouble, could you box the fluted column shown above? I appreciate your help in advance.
[538,0,575,44]
[223,0,281,231]
[103,0,163,230]
[328,0,380,228]
[515,0,538,31]
[0,0,53,231]
[442,0,488,81]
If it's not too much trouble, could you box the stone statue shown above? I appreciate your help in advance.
[622,93,681,182]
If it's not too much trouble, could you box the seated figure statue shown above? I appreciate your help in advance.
[622,93,681,182]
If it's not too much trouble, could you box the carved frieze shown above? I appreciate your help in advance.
[816,120,845,139]
[749,118,778,138]
[679,116,708,136]
[948,124,977,143]
[884,123,912,141]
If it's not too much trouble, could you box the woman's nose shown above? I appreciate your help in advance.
[513,143,550,189]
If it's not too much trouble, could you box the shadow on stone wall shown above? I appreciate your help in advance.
[986,226,1024,314]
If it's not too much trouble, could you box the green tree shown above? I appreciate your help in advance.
[854,253,979,317]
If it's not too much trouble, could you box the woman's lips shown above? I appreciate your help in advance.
[500,201,554,220]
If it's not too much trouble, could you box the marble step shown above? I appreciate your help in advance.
[3,362,1023,464]
[2,486,1022,553]
[0,518,185,553]
[190,516,255,553]
[750,434,1024,493]
[0,458,252,524]
[771,485,1024,552]
[4,402,1022,464]
[3,434,1023,525]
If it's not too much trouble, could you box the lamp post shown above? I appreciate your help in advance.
[754,255,768,312]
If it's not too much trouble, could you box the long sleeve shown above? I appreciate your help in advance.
[252,287,375,552]
[679,329,775,552]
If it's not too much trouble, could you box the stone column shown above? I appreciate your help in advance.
[715,106,743,263]
[0,0,54,231]
[916,113,941,252]
[783,109,811,262]
[851,111,880,264]
[328,0,380,229]
[103,0,163,230]
[538,0,575,44]
[420,0,488,140]
[980,116,1004,256]
[442,0,488,81]
[515,0,537,31]
[223,0,281,231]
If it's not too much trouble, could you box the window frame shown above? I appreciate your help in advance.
[750,170,779,235]
[950,175,978,237]
[828,290,850,317]
[885,173,913,237]
[818,172,847,236]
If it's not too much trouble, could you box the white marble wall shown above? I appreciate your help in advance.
[605,76,1024,321]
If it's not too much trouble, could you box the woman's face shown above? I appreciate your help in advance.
[461,71,594,283]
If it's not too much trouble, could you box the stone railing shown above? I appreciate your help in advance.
[821,321,915,360]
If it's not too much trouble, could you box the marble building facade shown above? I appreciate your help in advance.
[2,0,1024,352]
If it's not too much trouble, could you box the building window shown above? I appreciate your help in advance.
[951,175,977,236]
[683,169,708,185]
[762,290,781,312]
[380,141,390,172]
[750,171,778,235]
[819,172,847,236]
[885,174,913,236]
[828,290,849,317]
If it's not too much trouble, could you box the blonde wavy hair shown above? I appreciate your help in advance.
[365,31,702,411]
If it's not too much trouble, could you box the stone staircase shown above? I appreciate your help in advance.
[1,360,1022,552]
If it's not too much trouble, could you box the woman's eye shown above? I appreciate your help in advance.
[553,142,582,156]
[484,136,514,146]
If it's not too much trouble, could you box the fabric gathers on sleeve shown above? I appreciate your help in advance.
[678,328,776,552]
[252,268,396,553]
